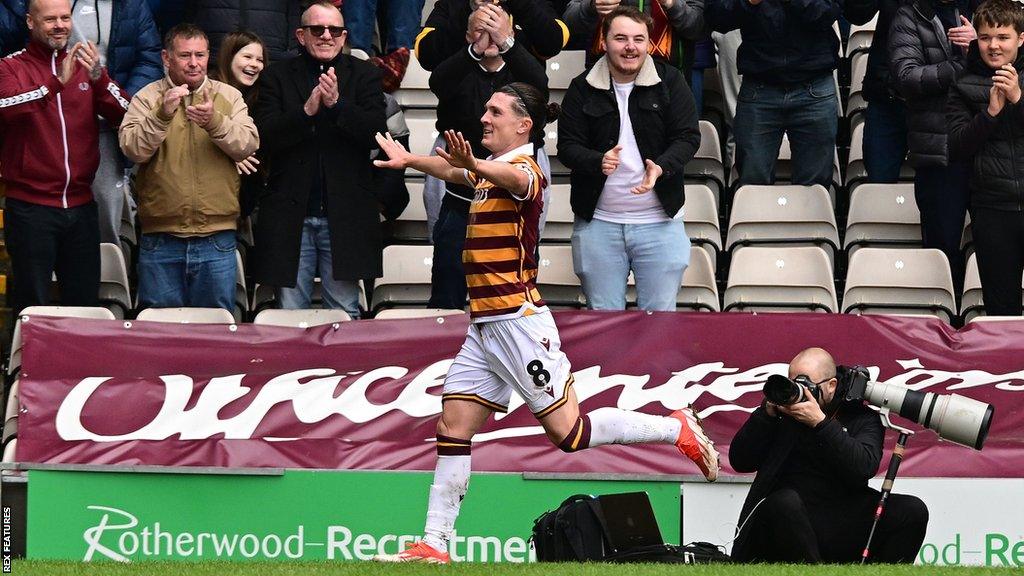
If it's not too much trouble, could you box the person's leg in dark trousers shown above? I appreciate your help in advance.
[733,81,787,187]
[812,490,928,563]
[914,164,970,294]
[971,207,1024,315]
[4,198,64,316]
[732,489,822,563]
[54,201,100,307]
[787,75,839,189]
[867,494,929,563]
[863,98,909,183]
[428,202,469,310]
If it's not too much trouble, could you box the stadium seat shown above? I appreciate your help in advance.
[726,185,840,263]
[543,119,559,158]
[7,306,116,377]
[960,214,974,260]
[235,249,248,322]
[847,52,868,121]
[405,108,440,157]
[842,248,956,322]
[251,283,275,314]
[961,252,984,323]
[723,246,837,313]
[393,53,437,109]
[373,308,466,320]
[685,120,726,201]
[135,307,236,324]
[390,180,430,243]
[253,308,352,327]
[681,183,721,272]
[371,244,438,312]
[546,50,586,91]
[847,125,914,188]
[2,379,19,457]
[2,438,15,463]
[730,134,841,195]
[537,244,585,308]
[540,183,573,243]
[99,242,132,319]
[844,183,922,254]
[847,15,878,58]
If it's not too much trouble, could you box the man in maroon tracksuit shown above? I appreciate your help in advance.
[0,0,129,315]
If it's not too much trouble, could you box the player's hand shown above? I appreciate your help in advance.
[304,85,323,116]
[994,64,1021,104]
[990,81,1008,116]
[437,129,478,170]
[602,144,621,175]
[319,66,339,108]
[777,387,826,428]
[236,154,260,175]
[185,85,215,128]
[76,40,102,81]
[947,15,977,49]
[373,132,412,169]
[630,159,663,195]
[594,0,621,16]
[58,42,82,85]
[162,83,190,117]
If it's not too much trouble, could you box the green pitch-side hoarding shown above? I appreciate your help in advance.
[26,470,680,562]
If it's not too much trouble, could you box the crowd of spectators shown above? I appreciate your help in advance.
[2,0,1024,321]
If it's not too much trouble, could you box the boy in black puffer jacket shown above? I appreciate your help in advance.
[947,0,1024,316]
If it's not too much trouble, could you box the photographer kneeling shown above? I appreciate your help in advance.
[730,347,928,563]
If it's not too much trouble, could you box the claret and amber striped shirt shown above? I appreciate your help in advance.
[461,143,548,322]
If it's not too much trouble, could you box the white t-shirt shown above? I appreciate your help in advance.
[593,80,670,224]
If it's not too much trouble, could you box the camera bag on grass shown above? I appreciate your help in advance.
[531,494,731,563]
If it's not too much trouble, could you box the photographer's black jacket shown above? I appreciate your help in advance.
[729,402,884,528]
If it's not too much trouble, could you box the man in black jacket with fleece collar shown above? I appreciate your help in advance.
[730,347,929,563]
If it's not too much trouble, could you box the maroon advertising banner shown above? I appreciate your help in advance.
[15,312,1024,477]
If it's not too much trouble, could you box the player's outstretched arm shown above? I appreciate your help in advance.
[438,130,531,197]
[374,132,466,183]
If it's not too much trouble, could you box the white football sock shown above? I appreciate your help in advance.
[422,454,471,552]
[586,407,681,446]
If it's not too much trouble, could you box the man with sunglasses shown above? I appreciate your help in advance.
[252,0,386,316]
[728,347,929,564]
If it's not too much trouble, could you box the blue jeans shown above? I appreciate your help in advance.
[863,99,909,183]
[571,218,690,311]
[733,75,838,188]
[277,217,362,318]
[342,0,424,53]
[138,231,236,311]
[691,69,705,115]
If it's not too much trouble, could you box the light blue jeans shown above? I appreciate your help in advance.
[138,230,236,311]
[277,217,362,318]
[571,218,690,311]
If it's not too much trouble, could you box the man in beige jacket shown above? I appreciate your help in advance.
[119,22,258,312]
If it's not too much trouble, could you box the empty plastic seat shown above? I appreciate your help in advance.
[2,379,19,454]
[844,183,922,253]
[546,50,586,90]
[847,15,878,57]
[724,246,837,313]
[847,52,868,120]
[543,119,559,158]
[842,248,956,321]
[373,308,466,320]
[136,307,236,324]
[371,244,438,312]
[253,308,351,327]
[393,53,437,109]
[726,185,840,262]
[537,244,584,308]
[682,183,721,272]
[961,252,984,322]
[684,120,726,198]
[7,306,116,376]
[730,134,841,194]
[540,183,573,243]
[679,246,720,311]
[99,242,132,319]
[391,180,430,243]
[405,109,440,157]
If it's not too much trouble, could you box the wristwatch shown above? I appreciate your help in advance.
[498,36,515,54]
